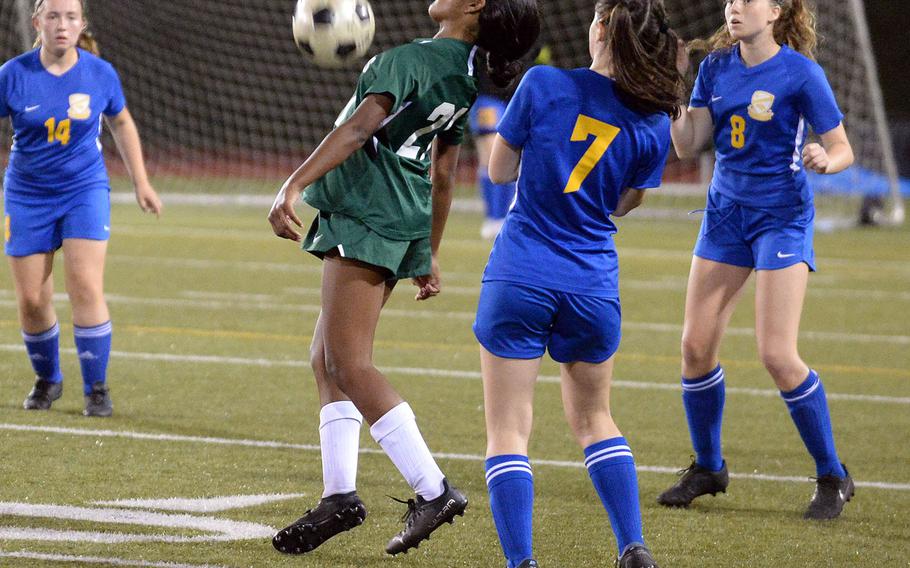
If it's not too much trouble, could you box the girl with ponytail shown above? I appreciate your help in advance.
[659,0,856,520]
[0,0,160,417]
[268,0,539,558]
[474,1,683,567]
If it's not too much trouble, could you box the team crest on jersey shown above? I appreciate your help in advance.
[747,90,775,122]
[67,93,92,120]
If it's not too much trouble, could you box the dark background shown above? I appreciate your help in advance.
[866,0,910,121]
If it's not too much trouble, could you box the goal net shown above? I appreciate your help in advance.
[0,0,902,224]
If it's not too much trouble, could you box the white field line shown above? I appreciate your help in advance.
[1,289,907,345]
[284,279,910,302]
[0,550,226,568]
[0,343,907,405]
[93,493,306,513]
[101,201,910,273]
[0,503,275,542]
[2,423,909,491]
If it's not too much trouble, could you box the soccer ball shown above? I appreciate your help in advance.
[292,0,375,68]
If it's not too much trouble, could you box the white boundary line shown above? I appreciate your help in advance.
[0,550,226,568]
[2,290,907,345]
[0,343,907,404]
[2,423,908,491]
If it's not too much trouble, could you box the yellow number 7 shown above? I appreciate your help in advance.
[563,114,621,194]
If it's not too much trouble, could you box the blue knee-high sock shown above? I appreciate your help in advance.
[485,455,534,568]
[584,437,644,555]
[682,365,726,471]
[781,370,846,478]
[73,321,112,394]
[22,322,63,383]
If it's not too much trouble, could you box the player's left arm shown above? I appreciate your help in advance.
[802,123,854,175]
[614,187,647,217]
[106,108,162,216]
[414,137,461,301]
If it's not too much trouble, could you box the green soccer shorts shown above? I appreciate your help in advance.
[302,211,432,280]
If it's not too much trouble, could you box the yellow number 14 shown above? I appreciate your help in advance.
[45,117,72,146]
[563,114,621,194]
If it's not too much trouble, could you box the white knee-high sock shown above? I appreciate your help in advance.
[370,402,445,500]
[319,401,363,497]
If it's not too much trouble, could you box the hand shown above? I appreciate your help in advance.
[135,182,162,217]
[268,186,303,241]
[412,256,440,301]
[676,38,690,76]
[802,143,829,174]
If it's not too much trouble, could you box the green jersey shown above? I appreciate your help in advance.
[303,38,479,240]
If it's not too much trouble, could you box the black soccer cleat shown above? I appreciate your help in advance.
[83,382,113,417]
[23,378,63,410]
[272,491,367,554]
[516,560,539,568]
[616,544,659,568]
[804,464,854,520]
[385,478,467,555]
[657,459,729,508]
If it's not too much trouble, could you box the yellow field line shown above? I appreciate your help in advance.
[1,319,907,379]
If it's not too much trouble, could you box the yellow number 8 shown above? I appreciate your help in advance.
[730,114,746,149]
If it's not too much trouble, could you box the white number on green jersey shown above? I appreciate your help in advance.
[396,102,468,160]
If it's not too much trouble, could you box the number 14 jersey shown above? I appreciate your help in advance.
[303,38,478,240]
[484,66,671,298]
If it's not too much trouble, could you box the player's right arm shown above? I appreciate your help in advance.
[670,106,712,160]
[268,93,393,241]
[670,42,713,159]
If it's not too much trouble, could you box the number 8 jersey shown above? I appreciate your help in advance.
[0,48,126,198]
[691,44,843,208]
[483,65,671,298]
[303,38,478,241]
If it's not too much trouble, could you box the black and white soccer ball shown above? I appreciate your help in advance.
[292,0,375,68]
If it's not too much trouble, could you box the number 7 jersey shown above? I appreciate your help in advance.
[483,65,671,298]
[303,38,478,240]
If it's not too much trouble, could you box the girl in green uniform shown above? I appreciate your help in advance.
[268,0,539,557]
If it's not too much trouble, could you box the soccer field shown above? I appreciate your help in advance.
[1,199,908,567]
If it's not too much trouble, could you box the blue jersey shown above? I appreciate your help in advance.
[483,66,671,297]
[0,48,126,197]
[691,44,843,207]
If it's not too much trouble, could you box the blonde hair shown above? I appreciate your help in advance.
[691,0,818,59]
[32,0,100,55]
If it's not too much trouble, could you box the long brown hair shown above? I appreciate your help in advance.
[691,0,818,59]
[596,0,685,119]
[32,0,100,55]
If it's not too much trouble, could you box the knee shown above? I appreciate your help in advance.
[759,347,802,383]
[66,280,104,309]
[17,290,51,321]
[323,355,368,394]
[681,331,716,373]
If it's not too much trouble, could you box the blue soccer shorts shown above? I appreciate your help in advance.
[469,94,508,137]
[693,190,816,271]
[4,188,111,257]
[473,280,622,364]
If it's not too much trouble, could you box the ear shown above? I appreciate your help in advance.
[465,0,486,16]
[596,18,609,43]
[768,3,782,24]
